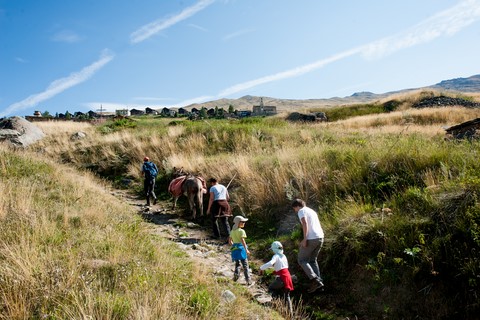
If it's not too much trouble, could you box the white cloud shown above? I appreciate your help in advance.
[217,0,480,98]
[361,0,480,59]
[223,28,255,41]
[130,0,215,44]
[51,30,82,43]
[218,48,361,97]
[188,23,208,32]
[0,50,114,118]
[15,57,28,63]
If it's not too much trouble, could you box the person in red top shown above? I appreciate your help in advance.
[259,241,294,315]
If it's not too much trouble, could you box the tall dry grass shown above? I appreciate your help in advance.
[330,106,480,134]
[32,106,480,217]
[25,101,480,318]
[0,146,283,319]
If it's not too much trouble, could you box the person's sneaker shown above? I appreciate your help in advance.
[153,198,157,205]
[233,274,239,282]
[307,279,324,293]
[246,280,254,286]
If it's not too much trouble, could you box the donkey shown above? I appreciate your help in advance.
[168,168,206,219]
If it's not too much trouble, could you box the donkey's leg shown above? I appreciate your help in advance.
[198,191,204,217]
[189,193,196,219]
[172,196,178,210]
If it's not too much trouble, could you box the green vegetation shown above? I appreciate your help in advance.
[312,100,401,122]
[22,92,480,319]
[99,117,138,133]
[0,149,281,319]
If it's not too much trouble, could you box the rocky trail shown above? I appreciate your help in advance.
[110,188,274,306]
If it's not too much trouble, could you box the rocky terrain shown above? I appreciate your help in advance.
[0,116,45,147]
[413,95,480,108]
[111,189,276,306]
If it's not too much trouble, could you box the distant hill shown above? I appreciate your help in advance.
[184,74,480,112]
[429,74,480,92]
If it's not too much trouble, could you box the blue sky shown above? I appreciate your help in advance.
[1,0,480,117]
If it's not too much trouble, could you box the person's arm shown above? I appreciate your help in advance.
[228,235,233,246]
[260,257,275,270]
[206,191,214,214]
[241,237,250,255]
[226,188,230,201]
[259,255,277,274]
[300,216,309,247]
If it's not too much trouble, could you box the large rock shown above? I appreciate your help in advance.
[0,116,45,147]
[286,112,327,122]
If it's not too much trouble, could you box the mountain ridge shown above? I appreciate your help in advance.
[185,74,480,111]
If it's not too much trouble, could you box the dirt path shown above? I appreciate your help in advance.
[111,189,273,305]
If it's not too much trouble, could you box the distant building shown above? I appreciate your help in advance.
[33,110,42,117]
[161,107,170,116]
[146,107,159,115]
[237,110,252,118]
[252,97,277,116]
[130,109,145,116]
[116,109,129,116]
[168,108,178,117]
[95,111,116,118]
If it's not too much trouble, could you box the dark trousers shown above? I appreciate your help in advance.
[212,215,230,238]
[144,178,156,205]
[234,259,250,281]
[211,200,231,238]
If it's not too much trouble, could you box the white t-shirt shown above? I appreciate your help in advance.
[209,184,228,200]
[260,253,289,272]
[298,206,324,239]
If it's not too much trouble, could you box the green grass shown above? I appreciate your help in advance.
[0,149,283,319]
[28,97,480,319]
[312,101,399,121]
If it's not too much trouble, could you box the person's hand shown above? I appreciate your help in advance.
[301,239,308,247]
[246,249,251,255]
[206,210,210,215]
[258,269,264,275]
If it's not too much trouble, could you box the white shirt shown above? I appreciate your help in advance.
[260,253,289,272]
[209,184,228,200]
[298,206,324,239]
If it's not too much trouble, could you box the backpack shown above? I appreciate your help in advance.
[143,161,158,179]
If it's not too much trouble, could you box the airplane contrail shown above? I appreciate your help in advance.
[217,0,480,98]
[130,0,215,44]
[1,50,114,118]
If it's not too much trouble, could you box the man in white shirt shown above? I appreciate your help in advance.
[292,198,325,293]
[206,177,232,239]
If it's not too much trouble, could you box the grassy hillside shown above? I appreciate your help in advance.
[0,146,282,319]
[24,91,480,319]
